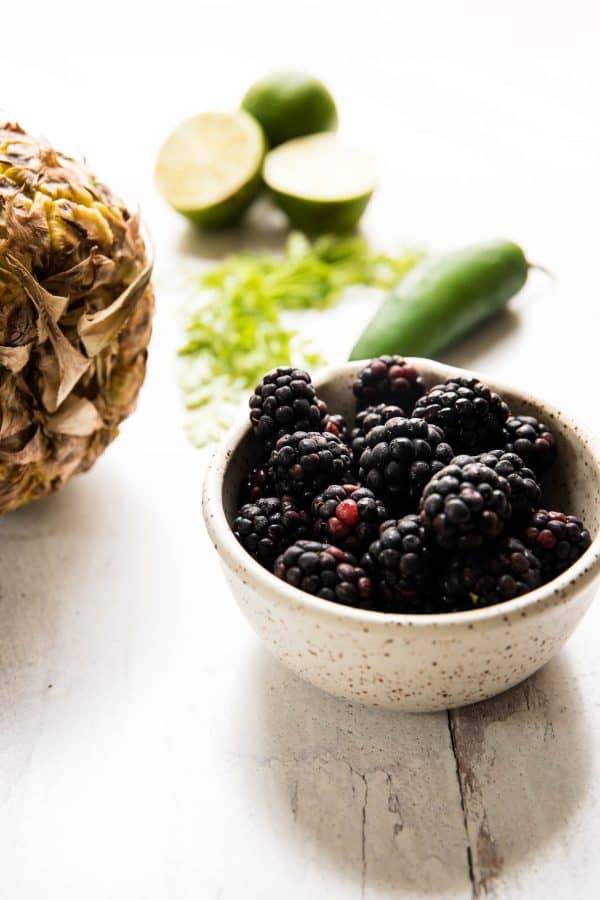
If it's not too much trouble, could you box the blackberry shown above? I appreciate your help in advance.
[477,450,541,519]
[322,412,351,444]
[311,483,389,551]
[353,356,424,413]
[358,417,454,512]
[362,515,435,612]
[523,509,591,579]
[244,466,275,502]
[234,497,309,567]
[420,455,512,551]
[267,430,352,507]
[274,540,374,607]
[350,403,405,464]
[503,415,557,473]
[441,536,542,610]
[249,367,323,448]
[413,377,509,453]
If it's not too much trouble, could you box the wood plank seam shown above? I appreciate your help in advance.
[448,709,477,898]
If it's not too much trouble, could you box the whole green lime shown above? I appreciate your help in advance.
[241,70,338,147]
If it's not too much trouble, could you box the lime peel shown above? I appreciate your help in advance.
[179,233,424,447]
[241,70,338,147]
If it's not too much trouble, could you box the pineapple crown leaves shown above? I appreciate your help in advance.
[0,122,154,506]
[1,244,152,418]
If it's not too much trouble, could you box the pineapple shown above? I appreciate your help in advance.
[0,123,154,513]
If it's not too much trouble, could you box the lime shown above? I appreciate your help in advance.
[241,70,337,147]
[155,111,265,228]
[263,134,377,233]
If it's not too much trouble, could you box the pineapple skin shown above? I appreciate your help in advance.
[0,123,154,513]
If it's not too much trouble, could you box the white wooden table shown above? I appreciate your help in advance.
[1,7,600,897]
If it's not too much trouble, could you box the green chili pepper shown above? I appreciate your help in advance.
[349,240,529,361]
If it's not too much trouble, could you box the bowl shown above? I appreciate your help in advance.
[202,359,600,711]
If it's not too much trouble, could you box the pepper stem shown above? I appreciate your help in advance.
[529,262,555,280]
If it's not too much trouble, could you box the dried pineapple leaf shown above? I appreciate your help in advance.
[46,394,104,436]
[78,259,153,357]
[3,252,68,322]
[41,324,90,412]
[0,176,20,199]
[3,253,90,411]
[0,377,31,439]
[0,427,45,465]
[55,200,114,247]
[0,343,31,372]
[42,247,116,298]
[3,194,51,267]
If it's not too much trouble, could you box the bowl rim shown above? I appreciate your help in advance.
[203,358,600,629]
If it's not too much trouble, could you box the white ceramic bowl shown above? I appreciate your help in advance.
[203,359,600,711]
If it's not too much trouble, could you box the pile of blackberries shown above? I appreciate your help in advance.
[232,359,590,613]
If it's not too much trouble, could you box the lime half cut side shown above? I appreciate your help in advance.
[263,133,377,233]
[155,111,265,228]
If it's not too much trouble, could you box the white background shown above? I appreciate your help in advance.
[1,2,600,897]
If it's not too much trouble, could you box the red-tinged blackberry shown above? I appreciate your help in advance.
[267,430,352,507]
[234,497,310,568]
[322,413,351,444]
[413,377,509,453]
[353,356,425,413]
[358,417,454,512]
[361,515,435,612]
[420,455,512,552]
[350,403,405,464]
[244,466,275,502]
[441,537,542,610]
[311,483,389,552]
[274,540,374,607]
[503,415,557,473]
[523,509,591,579]
[477,450,541,519]
[249,367,323,448]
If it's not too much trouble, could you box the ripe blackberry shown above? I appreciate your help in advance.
[234,497,309,567]
[441,537,542,610]
[420,455,512,551]
[249,367,323,448]
[311,483,389,551]
[413,377,509,453]
[523,509,591,579]
[358,417,454,512]
[267,430,352,507]
[502,415,557,473]
[322,413,351,444]
[353,356,424,413]
[477,450,541,519]
[361,515,435,612]
[244,466,275,502]
[350,403,405,464]
[274,540,374,607]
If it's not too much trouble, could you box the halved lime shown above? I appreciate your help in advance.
[241,70,338,147]
[263,133,377,233]
[155,111,265,228]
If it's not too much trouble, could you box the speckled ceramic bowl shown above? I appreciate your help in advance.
[203,359,600,711]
